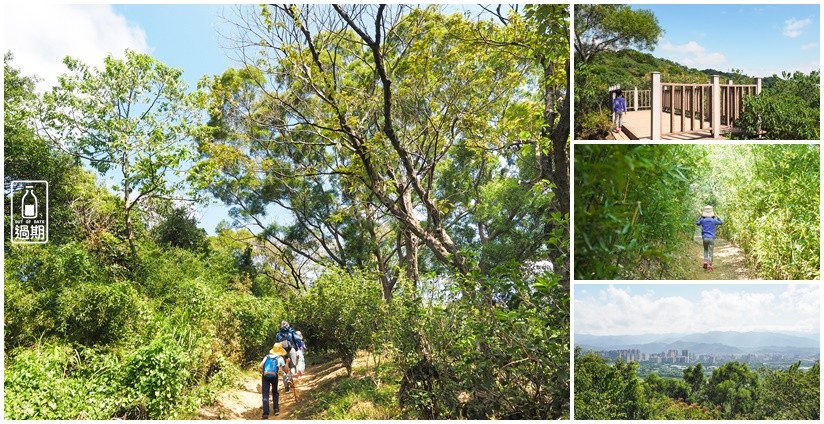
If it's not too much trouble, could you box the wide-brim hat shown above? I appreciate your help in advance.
[702,205,715,217]
[270,343,287,356]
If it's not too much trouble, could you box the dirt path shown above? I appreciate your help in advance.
[685,230,755,280]
[197,354,371,420]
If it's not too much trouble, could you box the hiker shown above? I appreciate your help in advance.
[276,321,299,384]
[696,205,723,271]
[259,343,289,419]
[294,331,307,377]
[612,89,627,133]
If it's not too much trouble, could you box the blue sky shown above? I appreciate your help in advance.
[574,284,820,336]
[633,4,820,77]
[4,4,249,234]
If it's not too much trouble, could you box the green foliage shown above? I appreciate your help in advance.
[574,5,663,64]
[706,361,758,419]
[56,281,141,346]
[392,271,569,419]
[575,354,818,420]
[42,50,197,258]
[575,144,705,279]
[574,350,648,419]
[4,343,129,419]
[122,337,191,418]
[152,206,209,253]
[713,145,819,279]
[753,362,820,420]
[5,6,570,420]
[577,110,613,140]
[293,267,386,375]
[735,71,820,140]
[575,144,818,279]
[4,54,82,244]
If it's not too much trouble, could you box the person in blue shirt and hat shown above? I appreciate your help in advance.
[696,205,723,271]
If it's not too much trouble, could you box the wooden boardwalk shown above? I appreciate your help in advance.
[621,111,728,140]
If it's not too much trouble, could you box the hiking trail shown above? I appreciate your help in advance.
[684,229,755,280]
[197,353,371,420]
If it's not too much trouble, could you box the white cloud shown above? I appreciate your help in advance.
[800,42,818,51]
[658,40,727,68]
[4,4,149,91]
[783,18,811,38]
[575,285,820,336]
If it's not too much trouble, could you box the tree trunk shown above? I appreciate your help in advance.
[540,58,571,289]
[122,154,137,260]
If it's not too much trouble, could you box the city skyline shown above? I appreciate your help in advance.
[575,284,820,336]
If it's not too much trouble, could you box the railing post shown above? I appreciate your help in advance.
[755,77,762,95]
[651,72,661,140]
[711,75,720,138]
[634,87,639,112]
[609,85,618,127]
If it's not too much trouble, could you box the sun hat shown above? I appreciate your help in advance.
[270,343,287,356]
[702,205,715,217]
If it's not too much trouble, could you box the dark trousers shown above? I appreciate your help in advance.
[262,374,279,417]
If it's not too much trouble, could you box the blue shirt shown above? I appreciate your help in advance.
[613,97,627,112]
[696,216,722,239]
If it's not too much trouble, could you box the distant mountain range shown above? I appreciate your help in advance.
[576,331,820,356]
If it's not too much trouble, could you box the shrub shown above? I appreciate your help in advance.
[57,281,142,346]
[393,270,569,419]
[122,337,191,418]
[294,267,386,376]
[4,343,127,419]
[577,111,613,139]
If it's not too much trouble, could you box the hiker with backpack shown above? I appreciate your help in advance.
[613,89,627,133]
[276,321,299,385]
[696,205,723,271]
[259,343,289,418]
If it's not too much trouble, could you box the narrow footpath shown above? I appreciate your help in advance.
[685,230,755,280]
[197,354,370,420]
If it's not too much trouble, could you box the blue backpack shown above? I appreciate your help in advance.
[263,354,279,377]
[276,328,297,350]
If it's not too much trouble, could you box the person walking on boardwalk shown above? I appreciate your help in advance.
[612,89,627,133]
[260,343,289,419]
[696,205,723,271]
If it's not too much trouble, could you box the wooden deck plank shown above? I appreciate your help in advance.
[621,111,725,140]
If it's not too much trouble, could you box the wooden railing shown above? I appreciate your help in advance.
[650,73,761,139]
[627,89,651,111]
[720,84,758,126]
[661,83,713,134]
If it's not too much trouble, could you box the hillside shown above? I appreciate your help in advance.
[575,331,820,355]
[580,49,764,92]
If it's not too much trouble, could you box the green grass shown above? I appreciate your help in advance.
[297,359,403,419]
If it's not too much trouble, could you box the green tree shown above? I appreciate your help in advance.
[735,71,820,140]
[41,50,197,259]
[683,363,705,402]
[753,362,819,420]
[574,5,663,65]
[574,350,648,419]
[152,205,208,253]
[4,53,81,244]
[706,361,758,418]
[198,5,564,293]
[294,267,385,376]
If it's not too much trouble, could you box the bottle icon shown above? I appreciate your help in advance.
[22,185,38,218]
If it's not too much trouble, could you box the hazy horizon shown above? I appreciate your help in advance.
[575,284,820,336]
